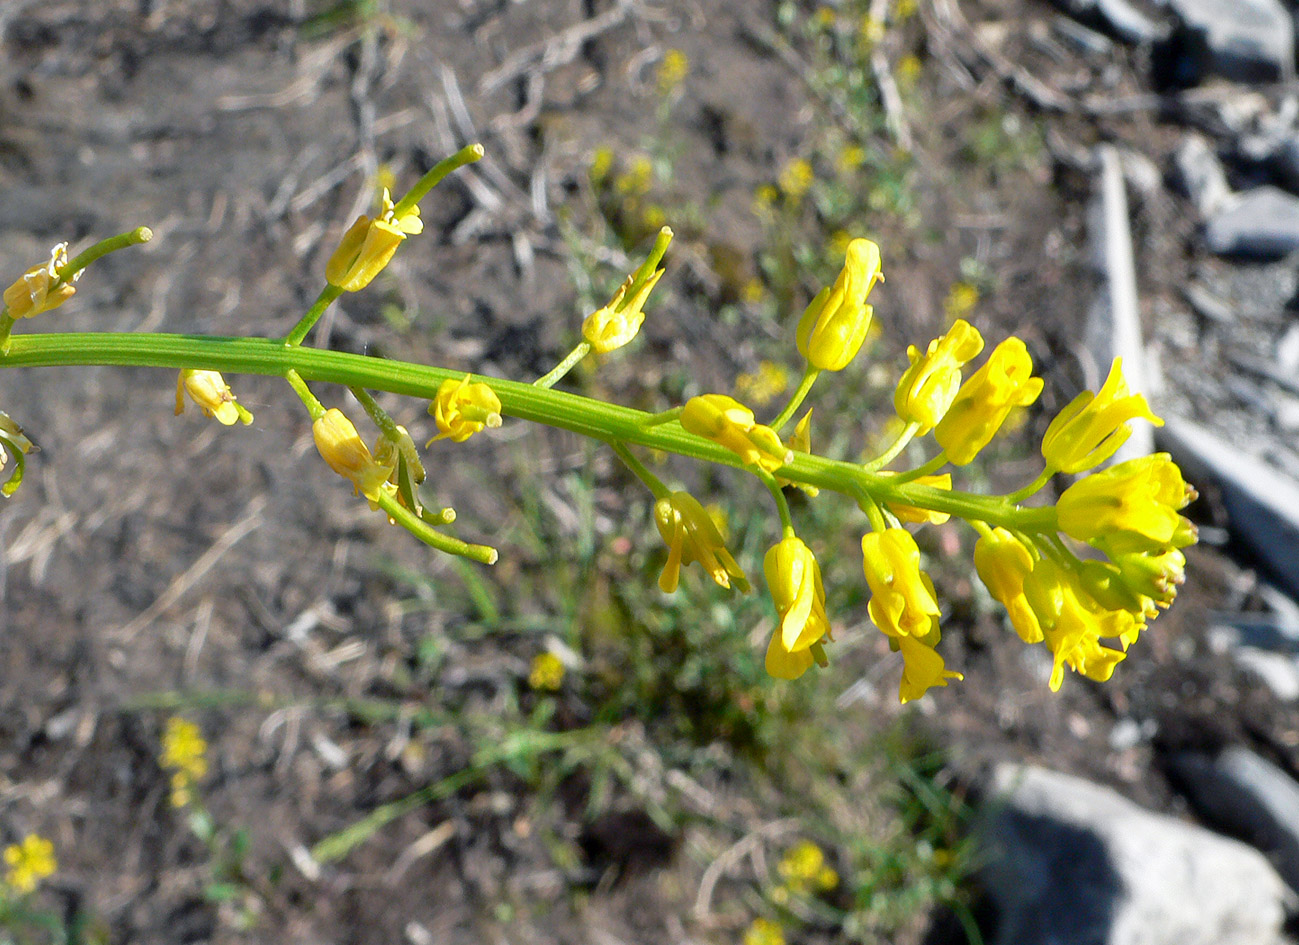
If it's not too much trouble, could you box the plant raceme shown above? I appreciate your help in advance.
[0,145,1194,702]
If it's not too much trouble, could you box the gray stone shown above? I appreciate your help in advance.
[1051,0,1168,44]
[1172,134,1231,219]
[979,764,1292,945]
[1161,0,1294,85]
[1158,415,1299,598]
[1205,187,1299,258]
[1170,747,1299,893]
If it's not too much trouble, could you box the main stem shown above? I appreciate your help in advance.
[0,332,1057,534]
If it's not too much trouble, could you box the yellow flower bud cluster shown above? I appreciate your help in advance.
[160,716,209,809]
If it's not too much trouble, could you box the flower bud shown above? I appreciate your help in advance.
[1041,358,1162,474]
[3,242,78,319]
[893,319,985,433]
[934,337,1042,465]
[795,237,882,371]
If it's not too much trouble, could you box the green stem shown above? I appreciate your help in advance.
[375,490,497,564]
[534,341,591,389]
[890,452,948,483]
[284,286,343,347]
[625,226,673,300]
[285,369,325,419]
[864,421,920,472]
[609,441,670,499]
[349,386,399,438]
[60,227,153,281]
[769,364,820,432]
[0,332,1055,533]
[1006,468,1053,505]
[758,470,796,537]
[390,143,484,218]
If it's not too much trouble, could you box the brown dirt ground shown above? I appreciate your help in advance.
[3,1,1297,943]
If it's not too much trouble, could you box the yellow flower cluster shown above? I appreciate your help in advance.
[3,834,56,895]
[776,840,839,897]
[160,716,209,808]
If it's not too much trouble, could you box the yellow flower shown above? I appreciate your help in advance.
[796,237,883,371]
[325,188,422,292]
[943,282,979,319]
[680,394,791,473]
[893,319,985,433]
[861,528,941,639]
[528,652,565,691]
[427,375,503,444]
[779,157,814,203]
[897,633,963,703]
[777,841,839,893]
[161,716,209,808]
[934,337,1043,465]
[615,156,654,197]
[1022,559,1128,691]
[589,146,614,184]
[743,918,786,945]
[3,242,78,319]
[1111,548,1186,609]
[1057,454,1198,555]
[763,536,831,679]
[735,360,790,406]
[0,410,34,498]
[313,408,396,503]
[654,491,749,594]
[174,369,253,426]
[1041,357,1162,473]
[836,144,867,174]
[582,268,664,353]
[3,834,56,895]
[656,48,689,94]
[884,473,952,524]
[973,527,1043,643]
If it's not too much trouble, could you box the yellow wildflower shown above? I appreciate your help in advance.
[3,834,56,895]
[743,918,786,945]
[615,156,653,197]
[778,841,839,893]
[796,237,883,371]
[763,536,831,679]
[656,48,689,94]
[174,369,253,426]
[589,146,614,184]
[313,408,395,503]
[934,337,1042,465]
[943,282,979,319]
[1056,454,1197,555]
[893,319,985,433]
[3,242,78,319]
[897,54,923,87]
[654,491,749,593]
[680,394,791,473]
[160,716,209,808]
[884,473,951,525]
[974,527,1043,643]
[1111,548,1186,609]
[0,410,34,498]
[528,652,565,691]
[1041,357,1162,474]
[735,360,790,406]
[861,528,941,639]
[582,269,664,353]
[779,158,814,203]
[1022,559,1128,691]
[897,633,963,703]
[427,375,502,444]
[836,144,867,175]
[325,188,422,292]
